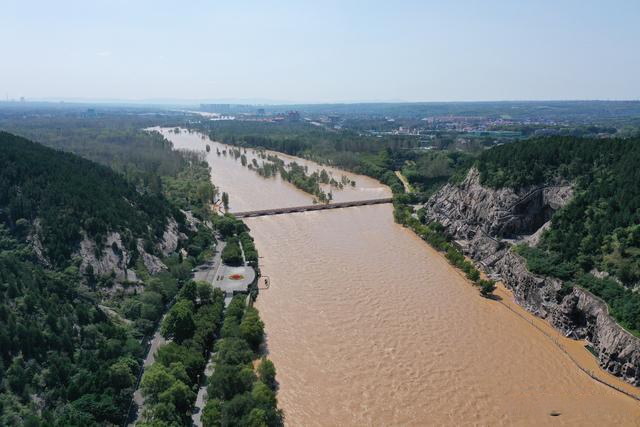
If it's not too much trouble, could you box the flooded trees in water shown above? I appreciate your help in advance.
[222,192,229,211]
[480,280,497,298]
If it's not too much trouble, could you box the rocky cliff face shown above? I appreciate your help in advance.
[158,217,187,257]
[77,232,135,282]
[425,168,573,240]
[423,167,640,386]
[73,215,187,281]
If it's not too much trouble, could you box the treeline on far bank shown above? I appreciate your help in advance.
[191,120,474,203]
[0,112,189,193]
[192,121,414,195]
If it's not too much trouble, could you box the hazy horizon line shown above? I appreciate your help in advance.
[2,96,640,108]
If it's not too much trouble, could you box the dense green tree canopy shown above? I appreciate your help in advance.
[0,132,177,265]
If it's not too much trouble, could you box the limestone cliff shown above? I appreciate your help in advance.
[77,232,135,281]
[73,215,187,280]
[423,167,640,386]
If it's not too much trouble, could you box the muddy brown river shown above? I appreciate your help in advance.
[160,128,640,426]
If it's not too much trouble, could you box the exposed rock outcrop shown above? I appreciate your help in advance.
[181,209,201,232]
[26,219,51,268]
[73,215,186,280]
[77,232,135,282]
[425,168,573,240]
[29,212,188,288]
[158,217,187,257]
[137,239,167,275]
[423,167,640,386]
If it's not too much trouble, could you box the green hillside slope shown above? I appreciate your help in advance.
[0,132,207,426]
[0,131,179,266]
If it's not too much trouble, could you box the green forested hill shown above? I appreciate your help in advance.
[477,136,640,332]
[0,132,207,425]
[0,131,177,266]
[0,132,168,426]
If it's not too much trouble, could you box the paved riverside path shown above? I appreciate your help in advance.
[233,197,393,218]
[192,352,217,427]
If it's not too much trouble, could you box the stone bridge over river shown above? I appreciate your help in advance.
[232,197,394,218]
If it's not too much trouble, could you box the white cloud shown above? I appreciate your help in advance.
[97,50,112,57]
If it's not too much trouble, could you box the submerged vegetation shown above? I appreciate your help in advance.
[2,101,639,424]
[394,201,497,298]
[190,121,493,298]
[194,121,473,204]
[239,149,340,203]
[192,121,411,197]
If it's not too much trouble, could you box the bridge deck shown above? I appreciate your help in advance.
[233,197,393,218]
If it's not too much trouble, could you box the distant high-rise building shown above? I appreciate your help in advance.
[286,110,301,122]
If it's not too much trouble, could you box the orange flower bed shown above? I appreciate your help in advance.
[229,274,245,280]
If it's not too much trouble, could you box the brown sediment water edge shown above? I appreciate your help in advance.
[160,127,640,426]
[492,281,640,403]
[462,254,640,404]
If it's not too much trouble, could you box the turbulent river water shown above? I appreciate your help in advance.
[160,128,640,426]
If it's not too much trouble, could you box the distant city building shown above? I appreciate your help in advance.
[286,110,301,122]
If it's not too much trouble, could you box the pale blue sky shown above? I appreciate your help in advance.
[1,0,639,103]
